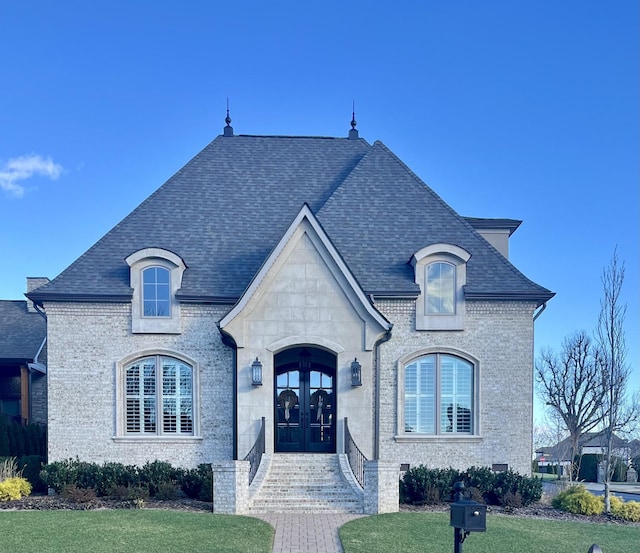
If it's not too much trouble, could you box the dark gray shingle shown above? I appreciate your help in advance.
[28,133,553,305]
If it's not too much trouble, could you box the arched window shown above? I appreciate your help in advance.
[142,266,171,317]
[125,248,186,334]
[411,244,470,330]
[403,353,474,435]
[124,355,193,435]
[426,262,455,314]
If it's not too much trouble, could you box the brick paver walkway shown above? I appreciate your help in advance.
[255,513,365,553]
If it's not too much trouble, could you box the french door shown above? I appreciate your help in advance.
[274,348,336,453]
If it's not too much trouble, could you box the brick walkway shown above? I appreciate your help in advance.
[255,513,365,553]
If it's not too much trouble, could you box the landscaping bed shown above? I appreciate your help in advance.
[400,500,638,526]
[0,493,212,512]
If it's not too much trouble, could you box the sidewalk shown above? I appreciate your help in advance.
[583,482,640,495]
[255,513,364,553]
[544,479,640,496]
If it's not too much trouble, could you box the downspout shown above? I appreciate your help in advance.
[533,302,547,322]
[219,327,239,460]
[31,302,48,424]
[531,301,548,475]
[369,292,394,460]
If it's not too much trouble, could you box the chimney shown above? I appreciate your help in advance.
[26,277,49,313]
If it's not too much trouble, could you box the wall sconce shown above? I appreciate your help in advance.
[351,358,362,387]
[251,357,263,386]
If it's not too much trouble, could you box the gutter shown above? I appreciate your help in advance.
[533,302,547,322]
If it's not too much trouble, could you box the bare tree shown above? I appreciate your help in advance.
[596,248,639,512]
[534,409,570,478]
[536,330,605,480]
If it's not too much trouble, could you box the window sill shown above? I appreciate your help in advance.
[112,436,203,444]
[394,434,482,443]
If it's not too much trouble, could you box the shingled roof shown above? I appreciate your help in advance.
[28,133,553,306]
[0,301,46,364]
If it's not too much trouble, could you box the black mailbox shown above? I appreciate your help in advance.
[450,482,487,553]
[449,499,487,532]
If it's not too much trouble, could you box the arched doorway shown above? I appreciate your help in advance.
[274,347,336,453]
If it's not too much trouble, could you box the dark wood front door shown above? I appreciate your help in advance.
[275,347,336,453]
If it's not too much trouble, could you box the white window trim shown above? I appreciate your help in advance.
[412,244,470,330]
[114,349,200,439]
[395,347,481,440]
[126,248,186,334]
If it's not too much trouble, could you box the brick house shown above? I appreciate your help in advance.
[27,119,553,513]
[0,278,48,426]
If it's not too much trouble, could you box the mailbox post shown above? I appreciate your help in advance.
[449,482,486,553]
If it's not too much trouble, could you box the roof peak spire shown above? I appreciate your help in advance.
[223,98,234,137]
[349,101,359,139]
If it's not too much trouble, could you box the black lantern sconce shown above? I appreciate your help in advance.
[351,358,362,387]
[251,357,263,386]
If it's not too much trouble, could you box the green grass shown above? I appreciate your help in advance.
[340,512,640,553]
[0,510,274,553]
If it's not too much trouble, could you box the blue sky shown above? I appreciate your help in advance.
[1,2,638,421]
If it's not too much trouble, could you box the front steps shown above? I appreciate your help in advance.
[247,453,364,514]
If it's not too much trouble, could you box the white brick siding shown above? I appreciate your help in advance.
[375,299,535,475]
[45,302,233,468]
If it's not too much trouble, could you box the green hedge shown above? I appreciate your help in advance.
[0,419,46,458]
[40,459,213,501]
[400,465,542,507]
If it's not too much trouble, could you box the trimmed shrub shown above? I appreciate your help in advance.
[552,484,604,516]
[17,455,46,493]
[399,465,542,507]
[400,466,460,505]
[179,464,213,501]
[0,419,9,457]
[95,462,140,496]
[40,458,102,492]
[139,461,179,496]
[40,459,213,501]
[0,477,32,501]
[610,497,640,522]
[577,454,598,482]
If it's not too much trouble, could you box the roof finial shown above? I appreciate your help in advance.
[348,100,359,139]
[224,97,234,137]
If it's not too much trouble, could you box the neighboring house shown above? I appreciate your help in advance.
[536,432,632,473]
[0,278,48,425]
[27,119,554,513]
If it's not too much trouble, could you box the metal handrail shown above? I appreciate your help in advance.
[344,417,367,488]
[243,417,266,485]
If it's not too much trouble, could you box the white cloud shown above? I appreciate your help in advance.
[0,154,63,197]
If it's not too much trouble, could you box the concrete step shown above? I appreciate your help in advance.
[247,453,363,514]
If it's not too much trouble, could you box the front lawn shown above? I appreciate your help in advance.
[0,510,273,553]
[339,512,640,553]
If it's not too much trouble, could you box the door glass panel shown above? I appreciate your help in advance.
[309,371,334,447]
[276,371,301,447]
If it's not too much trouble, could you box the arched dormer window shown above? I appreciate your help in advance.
[426,261,455,314]
[126,248,186,334]
[412,244,470,330]
[143,266,171,317]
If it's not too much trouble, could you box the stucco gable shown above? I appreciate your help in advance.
[219,205,391,350]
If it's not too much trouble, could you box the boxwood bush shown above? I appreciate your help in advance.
[551,484,603,515]
[40,459,213,501]
[400,465,542,507]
